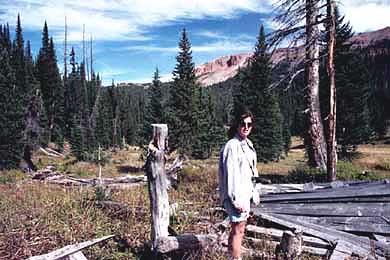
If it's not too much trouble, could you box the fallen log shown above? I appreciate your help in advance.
[156,234,218,253]
[39,147,62,158]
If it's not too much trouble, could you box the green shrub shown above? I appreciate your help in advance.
[287,161,379,183]
[336,160,378,181]
[0,170,27,184]
[287,165,326,183]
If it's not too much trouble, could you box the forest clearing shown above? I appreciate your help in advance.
[2,0,390,259]
[1,137,389,259]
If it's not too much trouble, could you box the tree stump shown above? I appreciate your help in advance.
[276,230,303,260]
[145,124,169,256]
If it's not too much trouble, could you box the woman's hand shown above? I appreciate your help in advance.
[252,190,260,205]
[235,206,245,213]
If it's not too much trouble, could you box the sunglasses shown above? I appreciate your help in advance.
[240,122,253,128]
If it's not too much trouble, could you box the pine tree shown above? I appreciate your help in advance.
[234,25,284,162]
[0,38,25,169]
[94,87,114,148]
[142,67,164,144]
[36,22,64,145]
[320,10,372,157]
[167,28,198,154]
[191,88,212,159]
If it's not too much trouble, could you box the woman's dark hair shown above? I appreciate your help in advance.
[227,109,254,139]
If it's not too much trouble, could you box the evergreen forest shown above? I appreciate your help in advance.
[0,14,389,172]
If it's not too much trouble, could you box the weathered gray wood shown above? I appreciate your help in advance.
[156,234,218,253]
[253,212,386,259]
[146,124,169,252]
[245,225,330,249]
[259,183,329,195]
[245,237,328,256]
[68,251,88,260]
[328,244,351,260]
[259,202,390,217]
[27,235,114,260]
[278,230,303,259]
[261,180,390,203]
[291,216,390,235]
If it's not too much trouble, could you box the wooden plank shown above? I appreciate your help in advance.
[291,216,390,235]
[329,244,350,260]
[28,235,115,260]
[259,202,390,217]
[245,225,330,248]
[253,211,386,259]
[262,196,390,203]
[68,251,88,260]
[260,180,390,203]
[245,237,328,256]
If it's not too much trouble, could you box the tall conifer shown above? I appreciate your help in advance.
[142,67,164,144]
[0,28,25,169]
[36,22,64,145]
[234,25,284,162]
[167,28,198,154]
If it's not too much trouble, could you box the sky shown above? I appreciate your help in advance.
[0,0,390,86]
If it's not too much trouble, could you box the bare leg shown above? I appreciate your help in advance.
[228,221,246,259]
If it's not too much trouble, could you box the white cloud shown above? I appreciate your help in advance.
[121,39,253,54]
[123,45,178,53]
[192,40,253,53]
[0,0,272,42]
[339,0,390,32]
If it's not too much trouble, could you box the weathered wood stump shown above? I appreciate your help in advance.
[145,124,169,257]
[144,124,217,258]
[276,230,303,260]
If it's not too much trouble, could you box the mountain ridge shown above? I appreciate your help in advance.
[195,26,390,86]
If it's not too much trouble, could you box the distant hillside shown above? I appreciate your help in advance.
[195,26,390,86]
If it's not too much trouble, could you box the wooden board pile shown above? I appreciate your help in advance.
[251,180,390,259]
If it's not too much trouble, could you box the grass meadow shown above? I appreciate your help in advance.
[0,137,389,259]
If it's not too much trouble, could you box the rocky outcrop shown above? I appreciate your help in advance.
[195,27,390,86]
[195,47,304,86]
[348,26,390,47]
[195,53,252,86]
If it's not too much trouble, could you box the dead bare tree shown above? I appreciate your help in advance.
[270,0,328,172]
[326,0,337,181]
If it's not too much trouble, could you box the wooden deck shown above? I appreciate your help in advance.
[252,180,390,259]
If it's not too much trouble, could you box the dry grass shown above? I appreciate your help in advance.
[354,144,390,177]
[258,137,306,176]
[1,138,389,259]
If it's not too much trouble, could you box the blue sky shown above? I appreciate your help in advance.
[1,0,390,86]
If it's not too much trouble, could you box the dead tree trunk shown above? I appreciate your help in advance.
[146,124,169,256]
[277,230,303,260]
[326,0,337,181]
[305,0,328,172]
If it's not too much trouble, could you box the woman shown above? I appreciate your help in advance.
[218,110,260,260]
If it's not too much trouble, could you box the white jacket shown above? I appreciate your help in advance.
[218,135,259,212]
